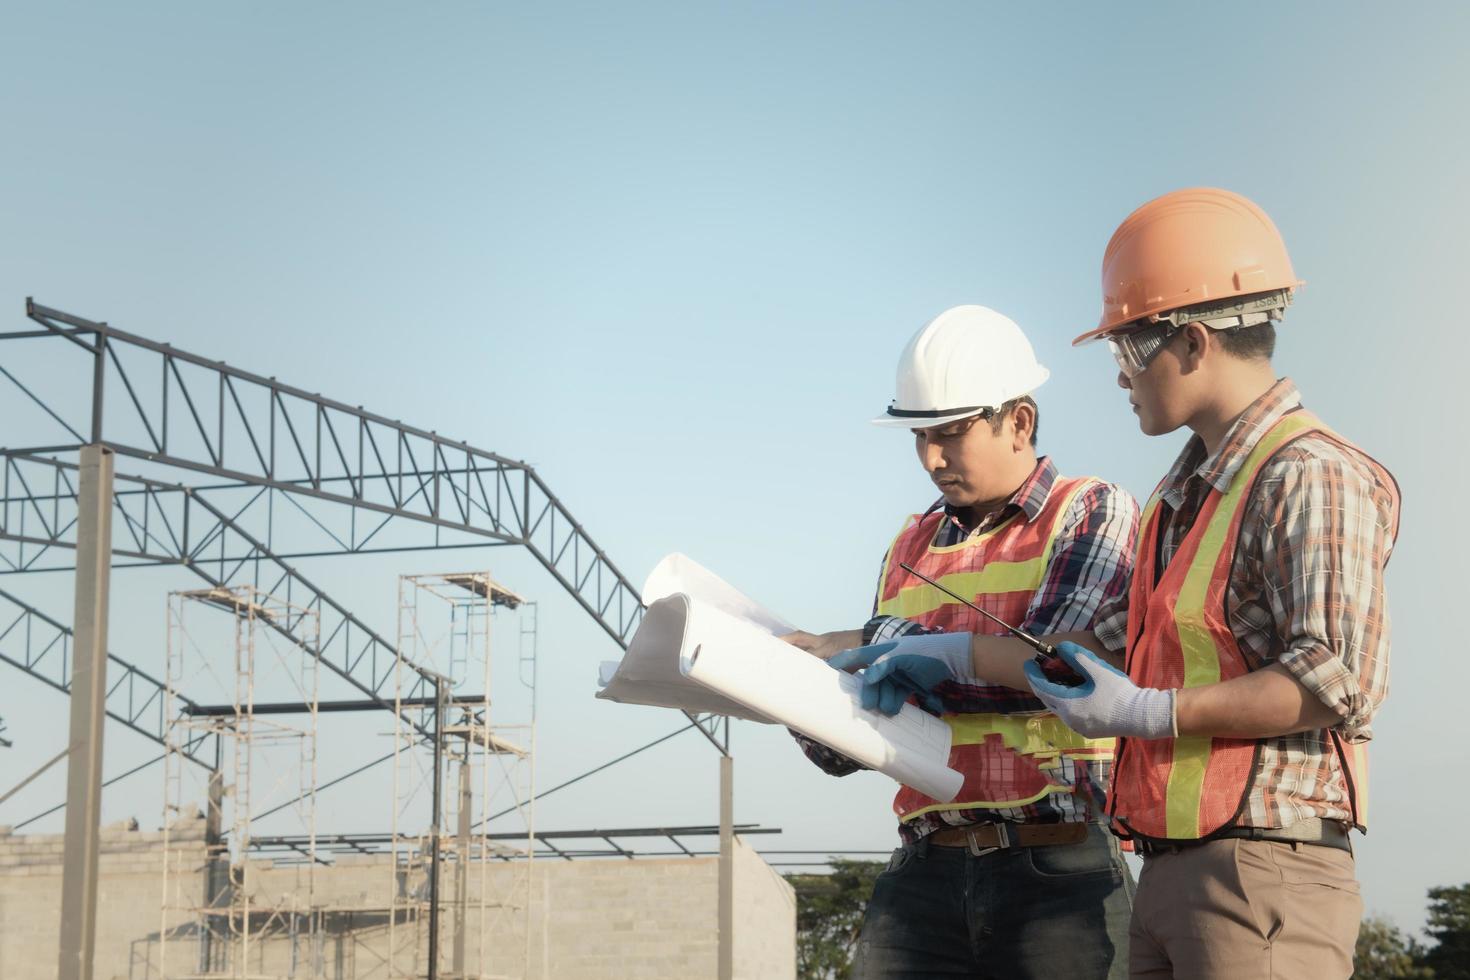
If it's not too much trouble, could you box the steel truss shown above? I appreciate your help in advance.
[8,301,644,647]
[0,300,728,755]
[2,453,436,738]
[0,585,216,768]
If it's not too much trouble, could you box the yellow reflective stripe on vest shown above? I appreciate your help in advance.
[947,712,1115,756]
[875,515,920,616]
[1139,492,1165,543]
[900,784,1071,822]
[1162,412,1319,839]
[875,481,1088,619]
[1350,740,1369,825]
[878,562,1046,617]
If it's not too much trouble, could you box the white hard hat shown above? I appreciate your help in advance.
[872,305,1049,428]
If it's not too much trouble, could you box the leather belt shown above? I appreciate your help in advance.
[1132,818,1351,857]
[926,821,1089,857]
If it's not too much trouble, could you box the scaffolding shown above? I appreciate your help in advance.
[161,586,323,979]
[389,573,537,980]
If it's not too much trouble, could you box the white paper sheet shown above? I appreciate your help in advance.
[596,554,963,802]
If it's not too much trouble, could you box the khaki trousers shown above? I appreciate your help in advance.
[1129,838,1362,979]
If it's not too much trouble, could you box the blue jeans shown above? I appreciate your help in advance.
[853,823,1134,979]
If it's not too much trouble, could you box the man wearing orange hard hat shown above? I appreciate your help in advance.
[1020,188,1402,979]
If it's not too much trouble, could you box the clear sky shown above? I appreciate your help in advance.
[1,0,1465,938]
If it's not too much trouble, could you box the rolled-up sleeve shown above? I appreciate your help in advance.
[1258,454,1397,741]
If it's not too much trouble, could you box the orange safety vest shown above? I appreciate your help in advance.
[875,475,1115,822]
[1108,411,1399,841]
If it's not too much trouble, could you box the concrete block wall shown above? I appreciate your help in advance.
[0,817,209,980]
[733,838,798,979]
[0,824,795,979]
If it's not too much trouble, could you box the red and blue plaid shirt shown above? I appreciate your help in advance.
[794,457,1139,841]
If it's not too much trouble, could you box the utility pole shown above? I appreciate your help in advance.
[56,444,114,980]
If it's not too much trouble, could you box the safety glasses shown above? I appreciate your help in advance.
[909,408,994,438]
[1107,320,1178,379]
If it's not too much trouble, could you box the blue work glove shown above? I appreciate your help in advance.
[830,632,973,717]
[827,641,896,673]
[1022,641,1176,740]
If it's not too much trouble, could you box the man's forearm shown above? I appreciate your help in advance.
[1175,663,1340,738]
[967,634,1036,690]
[783,628,865,662]
[970,630,1123,691]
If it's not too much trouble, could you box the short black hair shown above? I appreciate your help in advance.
[1214,322,1276,361]
[990,395,1039,447]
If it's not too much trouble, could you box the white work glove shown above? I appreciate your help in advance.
[1022,641,1176,740]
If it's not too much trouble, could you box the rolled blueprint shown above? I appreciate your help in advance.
[597,594,776,723]
[596,553,963,802]
[641,552,795,634]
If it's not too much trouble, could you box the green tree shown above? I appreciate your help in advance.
[1421,884,1470,980]
[1354,915,1433,979]
[784,858,885,980]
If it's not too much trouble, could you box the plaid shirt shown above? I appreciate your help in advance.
[1093,379,1400,829]
[795,457,1139,841]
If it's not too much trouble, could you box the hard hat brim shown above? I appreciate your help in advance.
[1070,323,1117,347]
[870,407,995,429]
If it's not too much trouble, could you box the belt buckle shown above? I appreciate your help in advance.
[966,823,1008,858]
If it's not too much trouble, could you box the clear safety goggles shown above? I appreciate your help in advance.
[1108,320,1178,379]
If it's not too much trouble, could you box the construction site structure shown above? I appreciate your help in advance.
[149,572,539,980]
[0,302,761,980]
[161,586,323,979]
[387,572,536,980]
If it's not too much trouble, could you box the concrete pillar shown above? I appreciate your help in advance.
[718,754,733,980]
[56,444,114,980]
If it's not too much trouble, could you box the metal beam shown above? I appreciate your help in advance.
[182,694,463,717]
[248,823,779,856]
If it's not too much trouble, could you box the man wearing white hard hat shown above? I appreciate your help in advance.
[785,305,1140,978]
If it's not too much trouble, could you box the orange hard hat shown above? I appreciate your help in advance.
[1073,187,1303,346]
